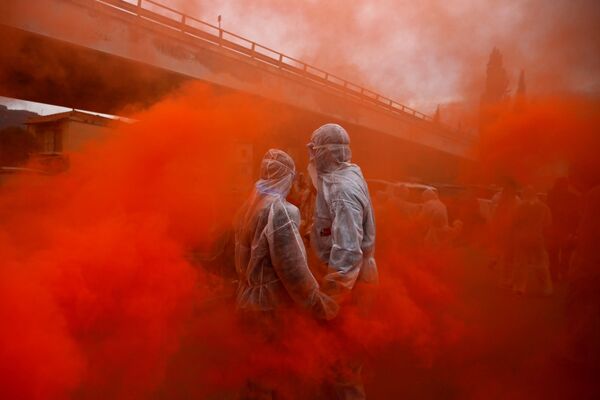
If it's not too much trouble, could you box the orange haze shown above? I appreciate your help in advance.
[1,82,598,398]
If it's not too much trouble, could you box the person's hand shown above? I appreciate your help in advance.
[313,291,339,321]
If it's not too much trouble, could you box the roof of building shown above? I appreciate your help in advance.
[0,105,39,129]
[25,110,121,126]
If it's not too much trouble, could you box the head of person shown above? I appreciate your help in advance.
[422,188,438,202]
[307,123,352,175]
[255,149,296,198]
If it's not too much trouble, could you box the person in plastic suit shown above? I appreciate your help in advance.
[420,188,450,246]
[511,186,553,295]
[235,149,339,399]
[235,149,338,319]
[567,183,600,379]
[383,184,422,251]
[456,186,486,245]
[307,123,378,305]
[546,177,580,282]
[394,184,421,218]
[490,182,521,287]
[307,123,378,400]
[419,188,462,247]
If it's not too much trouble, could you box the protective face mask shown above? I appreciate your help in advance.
[307,161,319,190]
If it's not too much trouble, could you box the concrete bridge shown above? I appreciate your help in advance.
[0,0,477,181]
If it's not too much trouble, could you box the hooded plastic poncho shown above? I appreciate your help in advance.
[307,124,378,302]
[420,188,450,246]
[235,149,338,320]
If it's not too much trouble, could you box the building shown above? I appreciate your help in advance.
[24,109,125,173]
[25,109,118,153]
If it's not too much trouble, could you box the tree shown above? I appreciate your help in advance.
[482,47,510,105]
[479,47,510,133]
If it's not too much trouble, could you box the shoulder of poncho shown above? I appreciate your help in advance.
[325,166,368,203]
[268,196,298,215]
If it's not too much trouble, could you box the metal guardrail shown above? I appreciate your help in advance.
[88,0,440,124]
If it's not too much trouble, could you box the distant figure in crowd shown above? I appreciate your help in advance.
[456,186,486,244]
[307,123,378,400]
[373,188,391,220]
[511,186,553,295]
[387,184,422,249]
[289,171,307,206]
[235,149,338,319]
[394,184,421,218]
[490,182,521,288]
[290,171,313,238]
[420,188,448,246]
[567,183,600,371]
[546,177,580,282]
[420,188,461,246]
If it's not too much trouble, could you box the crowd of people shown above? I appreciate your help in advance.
[229,122,598,399]
[363,171,584,299]
[488,179,583,297]
[370,183,464,252]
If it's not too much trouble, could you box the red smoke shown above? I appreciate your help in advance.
[1,0,599,398]
[0,84,271,398]
[2,81,599,398]
[478,96,600,188]
[0,83,469,398]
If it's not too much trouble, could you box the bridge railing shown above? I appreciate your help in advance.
[92,0,451,127]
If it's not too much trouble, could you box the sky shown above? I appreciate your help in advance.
[0,96,68,115]
[175,0,600,106]
[0,96,127,121]
[2,0,599,116]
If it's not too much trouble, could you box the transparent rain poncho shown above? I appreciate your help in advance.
[307,124,378,302]
[421,189,449,227]
[420,188,451,246]
[235,149,338,320]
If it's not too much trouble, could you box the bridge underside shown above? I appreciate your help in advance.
[0,25,470,182]
[0,25,189,114]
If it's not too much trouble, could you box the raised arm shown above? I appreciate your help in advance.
[266,201,338,319]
